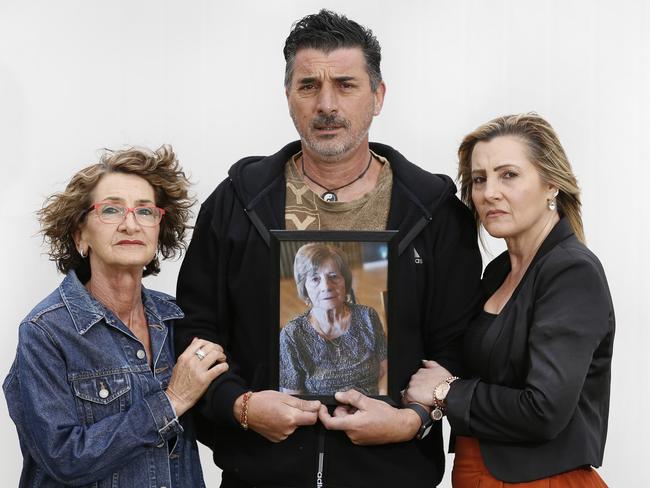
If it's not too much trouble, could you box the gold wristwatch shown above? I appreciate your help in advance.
[431,376,459,421]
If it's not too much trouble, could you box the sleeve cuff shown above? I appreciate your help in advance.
[163,390,179,418]
[143,389,184,445]
[445,378,480,436]
[198,378,248,428]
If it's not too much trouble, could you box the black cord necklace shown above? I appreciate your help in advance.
[301,152,373,202]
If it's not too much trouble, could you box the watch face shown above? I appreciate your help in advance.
[434,381,451,401]
[431,408,444,421]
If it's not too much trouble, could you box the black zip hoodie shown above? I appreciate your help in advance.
[175,141,482,488]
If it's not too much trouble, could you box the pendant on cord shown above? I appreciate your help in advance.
[301,152,373,203]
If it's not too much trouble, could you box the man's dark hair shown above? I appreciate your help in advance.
[283,9,382,91]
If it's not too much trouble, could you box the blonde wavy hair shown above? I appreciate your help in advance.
[457,113,584,243]
[38,144,195,280]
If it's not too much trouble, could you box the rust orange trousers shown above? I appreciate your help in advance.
[452,437,608,488]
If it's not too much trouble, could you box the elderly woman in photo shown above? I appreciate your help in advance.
[280,243,387,396]
[3,145,228,487]
[405,114,613,487]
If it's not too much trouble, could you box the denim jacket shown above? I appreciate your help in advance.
[3,271,206,488]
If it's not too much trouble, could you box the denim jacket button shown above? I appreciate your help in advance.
[136,349,146,360]
[98,388,109,399]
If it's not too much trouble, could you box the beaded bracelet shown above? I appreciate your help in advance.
[240,391,253,430]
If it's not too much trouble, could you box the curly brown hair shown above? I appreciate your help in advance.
[38,144,195,280]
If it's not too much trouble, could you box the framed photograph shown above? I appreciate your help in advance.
[269,230,398,405]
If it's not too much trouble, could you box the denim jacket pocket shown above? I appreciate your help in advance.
[71,372,132,425]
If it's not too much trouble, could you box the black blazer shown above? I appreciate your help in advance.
[446,218,615,483]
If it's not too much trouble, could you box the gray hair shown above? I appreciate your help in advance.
[293,243,352,302]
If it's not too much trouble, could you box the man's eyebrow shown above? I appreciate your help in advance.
[297,76,319,85]
[296,75,357,84]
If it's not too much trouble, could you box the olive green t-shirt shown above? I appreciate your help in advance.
[284,151,393,231]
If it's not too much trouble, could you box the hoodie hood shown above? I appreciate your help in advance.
[226,141,459,253]
[227,141,301,211]
[227,140,456,214]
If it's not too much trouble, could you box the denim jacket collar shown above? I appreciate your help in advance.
[59,270,184,335]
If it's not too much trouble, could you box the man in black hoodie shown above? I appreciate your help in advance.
[176,9,481,488]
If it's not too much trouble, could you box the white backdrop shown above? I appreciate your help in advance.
[1,1,647,486]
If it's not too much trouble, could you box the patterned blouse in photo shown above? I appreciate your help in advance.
[279,304,387,395]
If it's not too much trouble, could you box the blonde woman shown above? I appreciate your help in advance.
[406,114,613,487]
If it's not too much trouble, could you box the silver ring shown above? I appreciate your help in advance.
[195,348,207,361]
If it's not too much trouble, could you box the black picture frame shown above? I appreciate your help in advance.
[269,230,398,405]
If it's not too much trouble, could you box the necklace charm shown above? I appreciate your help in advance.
[301,152,373,202]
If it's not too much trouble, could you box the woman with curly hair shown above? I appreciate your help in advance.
[3,145,227,487]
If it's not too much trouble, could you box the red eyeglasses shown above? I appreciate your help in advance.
[88,203,165,227]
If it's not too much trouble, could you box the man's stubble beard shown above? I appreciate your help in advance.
[290,108,374,163]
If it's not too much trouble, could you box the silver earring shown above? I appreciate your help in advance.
[547,190,559,211]
[78,247,87,258]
